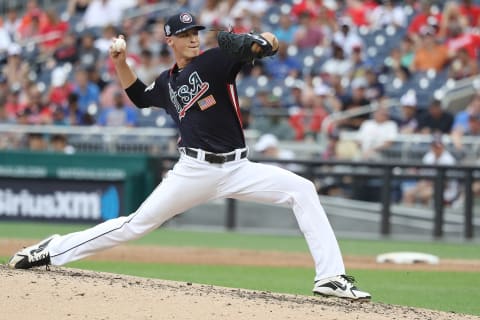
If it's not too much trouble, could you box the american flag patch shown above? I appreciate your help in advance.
[198,95,216,111]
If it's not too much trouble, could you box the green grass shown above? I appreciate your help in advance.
[1,221,480,315]
[1,221,480,259]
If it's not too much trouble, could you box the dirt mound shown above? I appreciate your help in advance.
[0,265,476,320]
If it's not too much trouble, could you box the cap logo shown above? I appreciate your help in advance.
[180,13,192,23]
[165,24,171,36]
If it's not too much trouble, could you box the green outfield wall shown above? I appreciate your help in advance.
[0,151,157,222]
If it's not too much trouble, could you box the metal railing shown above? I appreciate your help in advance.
[0,124,261,155]
[197,157,479,239]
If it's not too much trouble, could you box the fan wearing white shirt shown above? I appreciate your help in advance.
[357,106,398,160]
[402,136,459,206]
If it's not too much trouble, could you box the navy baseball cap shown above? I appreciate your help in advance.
[164,12,205,37]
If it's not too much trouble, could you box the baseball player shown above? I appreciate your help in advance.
[8,12,370,300]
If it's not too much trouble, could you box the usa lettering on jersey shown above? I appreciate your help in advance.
[169,71,210,120]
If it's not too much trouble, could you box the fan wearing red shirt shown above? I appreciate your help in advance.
[39,9,69,53]
[344,0,378,27]
[408,1,442,36]
[291,0,335,20]
[459,0,480,27]
[446,27,480,59]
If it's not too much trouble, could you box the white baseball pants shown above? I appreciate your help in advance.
[49,152,345,281]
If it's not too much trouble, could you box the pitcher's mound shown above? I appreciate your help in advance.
[0,265,474,320]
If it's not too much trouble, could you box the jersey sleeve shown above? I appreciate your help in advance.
[205,47,246,82]
[124,76,166,109]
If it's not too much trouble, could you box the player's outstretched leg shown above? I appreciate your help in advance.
[221,160,371,300]
[8,234,60,269]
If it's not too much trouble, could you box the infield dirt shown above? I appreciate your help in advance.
[2,238,480,319]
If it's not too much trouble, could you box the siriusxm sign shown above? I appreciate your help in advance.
[0,181,121,221]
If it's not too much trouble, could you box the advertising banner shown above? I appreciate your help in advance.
[0,178,123,222]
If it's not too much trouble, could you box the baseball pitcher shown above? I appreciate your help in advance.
[9,12,370,300]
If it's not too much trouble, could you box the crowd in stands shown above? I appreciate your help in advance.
[1,0,480,204]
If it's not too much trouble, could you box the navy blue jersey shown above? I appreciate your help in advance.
[126,47,247,153]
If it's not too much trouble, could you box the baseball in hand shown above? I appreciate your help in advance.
[112,37,126,52]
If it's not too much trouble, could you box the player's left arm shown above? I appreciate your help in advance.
[217,31,279,61]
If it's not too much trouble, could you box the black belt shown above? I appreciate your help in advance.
[183,148,248,164]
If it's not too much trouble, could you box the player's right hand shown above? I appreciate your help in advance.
[109,35,127,63]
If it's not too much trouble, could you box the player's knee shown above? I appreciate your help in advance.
[294,176,317,195]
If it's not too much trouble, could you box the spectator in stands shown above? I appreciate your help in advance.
[157,46,174,73]
[86,66,108,92]
[251,94,295,140]
[17,0,48,40]
[49,133,75,154]
[0,25,12,58]
[448,47,478,80]
[53,31,80,65]
[48,67,74,108]
[438,1,469,40]
[294,11,327,49]
[4,87,22,122]
[284,80,308,111]
[348,42,370,82]
[322,43,352,82]
[71,67,100,115]
[229,13,250,34]
[356,106,398,160]
[344,0,377,27]
[198,0,230,27]
[264,41,301,80]
[51,105,69,125]
[397,90,419,133]
[230,0,269,19]
[3,7,21,40]
[289,83,331,141]
[97,91,138,127]
[321,129,341,161]
[407,0,442,39]
[402,134,459,206]
[452,92,480,133]
[0,75,8,104]
[445,23,480,62]
[368,0,406,29]
[64,92,92,125]
[128,26,163,56]
[364,68,384,101]
[337,77,371,131]
[26,132,47,151]
[136,49,161,85]
[332,17,364,57]
[412,26,449,72]
[78,31,101,70]
[83,0,123,28]
[67,0,91,19]
[382,42,412,82]
[400,35,415,70]
[273,13,299,44]
[328,74,348,101]
[38,9,69,55]
[254,133,301,172]
[2,44,29,90]
[451,113,480,153]
[417,99,454,134]
[20,83,52,125]
[95,24,118,54]
[291,0,330,19]
[0,98,7,124]
[459,0,480,27]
